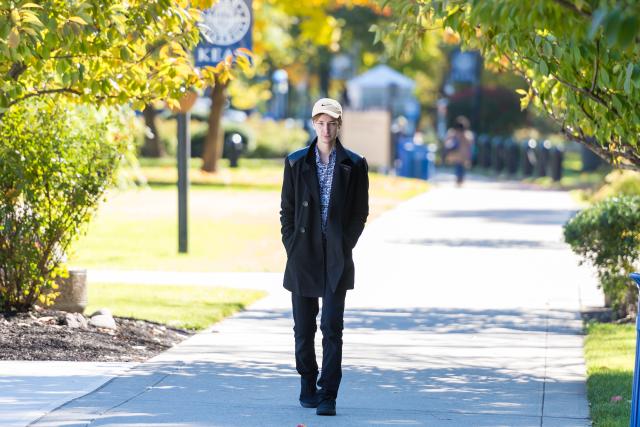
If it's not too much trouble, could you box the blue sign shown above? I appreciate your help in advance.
[450,49,481,84]
[195,0,252,67]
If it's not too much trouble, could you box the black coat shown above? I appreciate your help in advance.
[280,138,369,297]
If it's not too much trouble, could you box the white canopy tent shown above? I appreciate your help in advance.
[346,64,416,114]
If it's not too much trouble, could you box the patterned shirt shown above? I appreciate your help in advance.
[315,145,336,234]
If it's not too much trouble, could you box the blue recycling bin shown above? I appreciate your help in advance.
[629,272,640,427]
[396,140,415,178]
[413,143,428,179]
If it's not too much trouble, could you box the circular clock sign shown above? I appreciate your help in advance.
[201,0,251,46]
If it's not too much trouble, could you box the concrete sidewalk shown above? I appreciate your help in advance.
[13,174,602,426]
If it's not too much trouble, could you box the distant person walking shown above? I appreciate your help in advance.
[279,98,369,416]
[444,116,474,185]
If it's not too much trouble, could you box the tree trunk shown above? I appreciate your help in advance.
[201,80,227,173]
[140,105,165,157]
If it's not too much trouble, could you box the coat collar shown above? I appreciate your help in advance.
[302,138,353,206]
[304,137,353,166]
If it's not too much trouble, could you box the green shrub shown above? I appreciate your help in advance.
[243,116,309,158]
[135,114,308,159]
[592,170,640,202]
[135,116,209,157]
[564,195,640,318]
[0,98,131,312]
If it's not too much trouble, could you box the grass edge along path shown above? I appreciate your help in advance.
[584,321,635,426]
[87,282,266,331]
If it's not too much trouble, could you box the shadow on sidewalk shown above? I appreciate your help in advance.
[30,358,583,426]
[238,306,582,335]
[28,306,586,426]
[386,237,567,250]
[423,208,576,226]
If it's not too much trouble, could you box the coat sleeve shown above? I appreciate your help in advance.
[344,157,369,249]
[279,157,295,252]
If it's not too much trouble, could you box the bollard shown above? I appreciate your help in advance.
[492,137,505,173]
[629,272,640,427]
[550,146,564,181]
[506,139,520,175]
[481,137,493,169]
[535,139,551,177]
[475,135,489,169]
[522,139,536,177]
[228,133,243,168]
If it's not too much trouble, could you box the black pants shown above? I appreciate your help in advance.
[292,286,346,399]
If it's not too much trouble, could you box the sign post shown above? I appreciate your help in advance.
[178,0,252,253]
[448,48,482,130]
[173,92,198,254]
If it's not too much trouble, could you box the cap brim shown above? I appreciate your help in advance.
[313,109,341,119]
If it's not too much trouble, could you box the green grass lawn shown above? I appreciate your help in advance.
[87,283,266,330]
[69,160,428,272]
[71,210,284,271]
[138,157,284,191]
[584,322,635,426]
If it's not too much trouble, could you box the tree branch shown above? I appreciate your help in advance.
[578,100,595,122]
[550,71,615,114]
[1,88,83,119]
[591,40,599,93]
[6,62,27,80]
[505,53,640,170]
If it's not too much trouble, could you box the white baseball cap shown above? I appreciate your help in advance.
[312,98,342,119]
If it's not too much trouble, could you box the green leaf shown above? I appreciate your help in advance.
[600,67,610,86]
[572,45,581,64]
[624,63,633,94]
[618,15,638,49]
[603,9,622,46]
[611,94,622,112]
[539,60,548,76]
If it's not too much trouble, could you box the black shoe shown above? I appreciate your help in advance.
[299,377,320,408]
[316,397,336,416]
[299,392,321,408]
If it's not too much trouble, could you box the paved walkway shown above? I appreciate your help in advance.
[7,174,602,426]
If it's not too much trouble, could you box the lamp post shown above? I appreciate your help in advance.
[171,92,197,254]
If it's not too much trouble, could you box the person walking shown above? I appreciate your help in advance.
[279,98,369,416]
[444,115,474,186]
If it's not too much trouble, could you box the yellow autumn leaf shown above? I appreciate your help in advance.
[20,11,43,26]
[235,47,254,58]
[8,27,20,48]
[68,16,88,25]
[166,98,180,111]
[10,9,20,23]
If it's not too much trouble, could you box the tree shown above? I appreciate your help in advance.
[374,1,640,170]
[0,0,253,312]
[0,0,230,114]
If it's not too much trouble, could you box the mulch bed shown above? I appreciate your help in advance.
[0,308,193,362]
